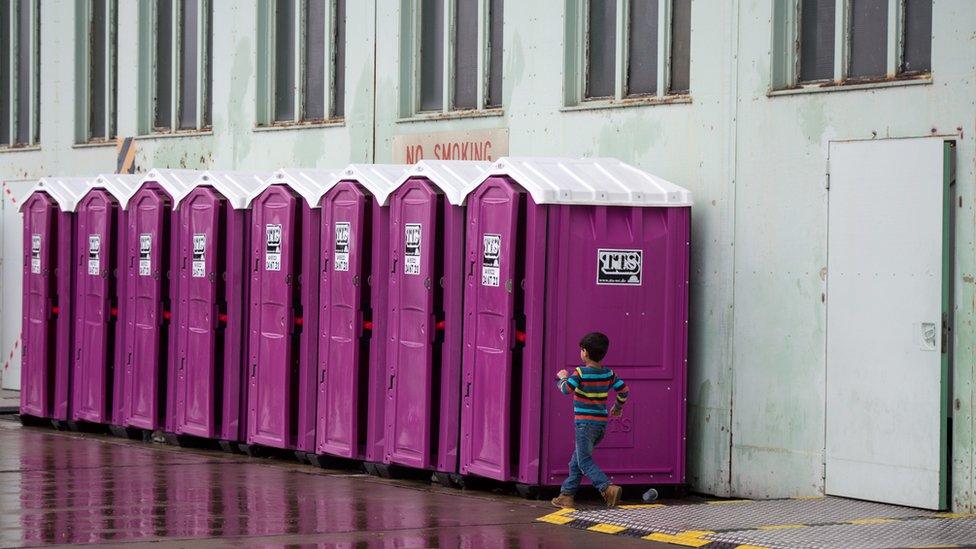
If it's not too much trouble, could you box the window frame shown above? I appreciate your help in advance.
[772,0,931,92]
[1,0,40,149]
[399,0,503,119]
[256,0,344,128]
[564,0,690,108]
[139,0,212,135]
[76,0,118,144]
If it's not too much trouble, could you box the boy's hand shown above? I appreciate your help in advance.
[610,406,623,417]
[557,369,569,380]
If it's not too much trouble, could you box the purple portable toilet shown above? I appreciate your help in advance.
[170,171,269,449]
[313,164,405,470]
[244,171,333,458]
[118,169,198,437]
[72,175,139,427]
[458,158,692,493]
[383,161,489,482]
[19,177,87,426]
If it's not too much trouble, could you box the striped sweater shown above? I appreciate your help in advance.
[557,366,629,425]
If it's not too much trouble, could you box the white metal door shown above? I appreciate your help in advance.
[1,180,33,391]
[826,137,950,510]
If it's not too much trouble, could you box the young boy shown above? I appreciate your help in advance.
[551,332,629,509]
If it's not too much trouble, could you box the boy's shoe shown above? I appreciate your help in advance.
[551,494,575,509]
[601,485,623,508]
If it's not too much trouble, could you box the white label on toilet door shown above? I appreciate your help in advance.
[88,234,101,275]
[265,224,282,271]
[597,249,643,285]
[404,223,421,275]
[192,234,207,278]
[30,234,41,274]
[139,234,152,276]
[482,234,501,287]
[334,222,350,272]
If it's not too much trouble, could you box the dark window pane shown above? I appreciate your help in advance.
[274,0,295,121]
[204,0,211,125]
[453,0,477,109]
[849,0,887,79]
[586,0,616,99]
[304,0,325,119]
[16,0,31,144]
[91,0,108,140]
[179,0,199,129]
[155,0,173,129]
[670,0,691,93]
[419,0,444,111]
[627,0,658,96]
[799,0,835,82]
[333,0,345,117]
[902,0,931,73]
[0,1,10,145]
[486,0,503,107]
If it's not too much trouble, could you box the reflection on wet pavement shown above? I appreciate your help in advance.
[0,420,655,547]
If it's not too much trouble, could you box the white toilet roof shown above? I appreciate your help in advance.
[467,157,693,207]
[186,170,273,210]
[391,160,491,206]
[20,176,93,212]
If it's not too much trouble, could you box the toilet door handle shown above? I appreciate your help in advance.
[388,374,395,390]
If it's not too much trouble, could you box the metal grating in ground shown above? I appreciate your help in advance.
[563,497,938,535]
[707,517,976,549]
[537,497,976,548]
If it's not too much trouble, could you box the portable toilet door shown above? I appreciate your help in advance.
[120,169,198,433]
[458,157,692,488]
[315,164,404,464]
[19,178,87,424]
[245,172,325,454]
[171,171,269,445]
[384,161,489,475]
[72,175,139,425]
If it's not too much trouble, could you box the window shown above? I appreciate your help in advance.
[773,0,932,90]
[143,0,212,133]
[401,0,504,117]
[77,0,118,143]
[565,0,691,106]
[258,0,346,126]
[0,0,40,148]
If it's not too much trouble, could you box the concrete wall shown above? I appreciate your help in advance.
[1,0,974,509]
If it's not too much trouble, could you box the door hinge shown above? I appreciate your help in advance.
[825,171,830,190]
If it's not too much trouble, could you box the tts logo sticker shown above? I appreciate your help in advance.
[404,223,421,275]
[481,234,501,287]
[138,234,153,276]
[88,234,101,275]
[334,222,351,272]
[192,234,207,278]
[265,224,282,271]
[597,249,642,285]
[30,234,41,274]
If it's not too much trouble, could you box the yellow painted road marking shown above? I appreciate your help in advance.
[707,499,752,505]
[619,503,666,509]
[792,495,825,500]
[642,530,715,547]
[847,518,897,525]
[736,545,771,549]
[757,523,808,530]
[935,512,976,519]
[587,523,626,534]
[536,507,576,525]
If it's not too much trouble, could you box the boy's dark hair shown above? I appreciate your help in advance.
[580,332,610,363]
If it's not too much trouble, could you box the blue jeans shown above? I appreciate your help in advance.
[560,423,610,495]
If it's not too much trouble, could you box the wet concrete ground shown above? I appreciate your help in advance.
[0,418,665,548]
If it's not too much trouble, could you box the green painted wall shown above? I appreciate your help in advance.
[1,0,974,510]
